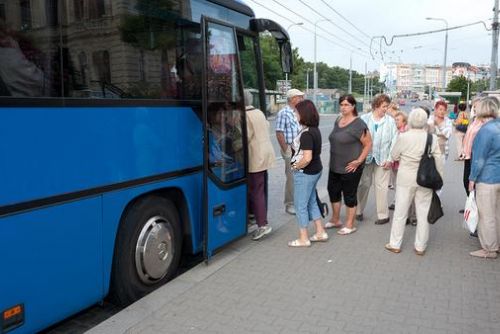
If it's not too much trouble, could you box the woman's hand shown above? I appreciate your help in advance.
[345,159,362,173]
[468,181,475,193]
[381,161,392,169]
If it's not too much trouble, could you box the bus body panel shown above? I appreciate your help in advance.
[0,197,103,334]
[206,180,247,256]
[0,106,205,332]
[0,106,202,207]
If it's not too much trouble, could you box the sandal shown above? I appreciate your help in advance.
[288,239,311,247]
[324,221,343,229]
[309,232,329,242]
[337,227,357,235]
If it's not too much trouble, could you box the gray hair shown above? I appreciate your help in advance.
[243,89,253,106]
[408,108,429,129]
[475,96,499,119]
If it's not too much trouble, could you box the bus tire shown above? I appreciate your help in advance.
[110,195,182,307]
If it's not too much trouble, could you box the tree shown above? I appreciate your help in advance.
[258,34,373,96]
[471,79,488,94]
[447,75,469,98]
[258,35,282,90]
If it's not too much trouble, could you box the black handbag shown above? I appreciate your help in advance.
[428,190,444,224]
[315,189,329,218]
[416,134,443,190]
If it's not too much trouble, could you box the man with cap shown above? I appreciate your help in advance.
[275,88,304,215]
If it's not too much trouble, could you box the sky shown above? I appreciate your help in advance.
[248,0,495,73]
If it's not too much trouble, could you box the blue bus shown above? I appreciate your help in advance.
[0,1,291,332]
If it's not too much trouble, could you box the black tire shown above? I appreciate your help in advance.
[110,196,182,307]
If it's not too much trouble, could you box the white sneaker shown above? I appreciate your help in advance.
[252,226,272,240]
[285,205,296,215]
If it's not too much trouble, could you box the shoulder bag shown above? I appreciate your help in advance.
[416,134,443,190]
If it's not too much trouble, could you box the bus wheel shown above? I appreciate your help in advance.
[110,196,182,306]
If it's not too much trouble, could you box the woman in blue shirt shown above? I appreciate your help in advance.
[468,97,500,259]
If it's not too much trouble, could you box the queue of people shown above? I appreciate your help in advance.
[245,88,499,260]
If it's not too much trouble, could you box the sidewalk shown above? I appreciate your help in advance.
[88,137,500,334]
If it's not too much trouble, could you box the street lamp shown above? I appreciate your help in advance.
[426,17,448,90]
[285,22,304,81]
[287,22,304,31]
[314,19,330,106]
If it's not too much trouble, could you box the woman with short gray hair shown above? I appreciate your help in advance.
[385,108,444,255]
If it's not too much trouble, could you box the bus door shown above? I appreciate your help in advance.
[202,18,248,260]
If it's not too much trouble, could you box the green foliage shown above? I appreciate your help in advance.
[259,35,283,90]
[259,35,374,95]
[446,75,469,98]
[471,79,489,93]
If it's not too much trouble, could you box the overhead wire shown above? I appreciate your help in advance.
[296,0,371,49]
[248,0,369,58]
[320,0,371,39]
[370,20,491,60]
[268,0,371,57]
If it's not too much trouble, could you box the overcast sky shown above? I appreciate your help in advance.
[249,0,495,73]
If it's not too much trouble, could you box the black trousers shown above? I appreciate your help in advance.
[327,168,363,208]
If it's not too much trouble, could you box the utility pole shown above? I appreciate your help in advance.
[348,53,353,94]
[490,0,499,90]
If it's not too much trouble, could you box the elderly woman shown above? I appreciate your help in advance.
[356,94,398,225]
[385,108,444,255]
[428,100,453,161]
[325,95,372,235]
[460,97,498,201]
[288,100,327,247]
[468,97,500,259]
[244,90,275,241]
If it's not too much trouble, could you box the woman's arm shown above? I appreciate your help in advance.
[346,130,372,172]
[469,127,492,187]
[431,135,444,178]
[293,150,312,170]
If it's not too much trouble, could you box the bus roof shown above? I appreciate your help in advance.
[209,0,255,17]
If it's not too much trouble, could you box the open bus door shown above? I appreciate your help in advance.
[202,17,248,260]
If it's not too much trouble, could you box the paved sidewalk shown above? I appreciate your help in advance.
[89,137,500,334]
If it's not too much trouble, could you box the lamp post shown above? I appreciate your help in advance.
[306,68,312,95]
[314,19,330,106]
[426,17,448,90]
[285,22,304,82]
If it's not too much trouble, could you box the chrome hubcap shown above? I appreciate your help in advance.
[135,215,174,284]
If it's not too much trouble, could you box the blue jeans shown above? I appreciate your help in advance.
[293,171,322,228]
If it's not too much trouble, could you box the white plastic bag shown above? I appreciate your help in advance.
[463,191,478,233]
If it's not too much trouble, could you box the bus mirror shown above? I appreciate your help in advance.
[280,41,293,74]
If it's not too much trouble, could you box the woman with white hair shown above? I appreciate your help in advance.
[385,108,444,255]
